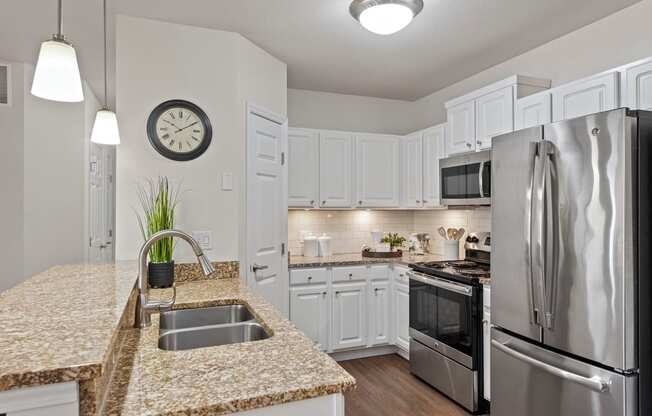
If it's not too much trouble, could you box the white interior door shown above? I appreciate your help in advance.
[246,105,288,316]
[89,144,115,263]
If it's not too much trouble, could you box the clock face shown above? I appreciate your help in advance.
[147,100,212,161]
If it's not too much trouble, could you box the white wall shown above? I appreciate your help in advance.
[288,88,416,135]
[0,61,24,291]
[115,15,286,262]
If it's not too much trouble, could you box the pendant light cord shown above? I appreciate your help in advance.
[103,0,108,108]
[56,0,63,38]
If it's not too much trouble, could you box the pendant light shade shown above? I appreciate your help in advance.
[91,109,120,144]
[31,0,84,102]
[350,0,423,35]
[91,0,120,145]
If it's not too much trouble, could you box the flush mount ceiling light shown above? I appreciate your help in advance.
[350,0,424,35]
[31,0,84,102]
[91,0,120,145]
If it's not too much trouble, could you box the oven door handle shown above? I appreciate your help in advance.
[407,271,473,296]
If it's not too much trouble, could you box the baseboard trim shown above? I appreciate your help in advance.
[330,345,409,362]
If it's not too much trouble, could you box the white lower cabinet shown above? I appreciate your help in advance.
[332,281,367,351]
[368,280,390,346]
[290,285,330,351]
[393,281,410,352]
[0,381,79,416]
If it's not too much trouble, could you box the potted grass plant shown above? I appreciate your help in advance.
[136,177,180,288]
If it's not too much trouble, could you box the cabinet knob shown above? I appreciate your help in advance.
[322,200,326,205]
[348,273,353,279]
[466,143,472,148]
[310,200,315,206]
[335,291,340,297]
[416,200,420,204]
[374,288,379,295]
[308,276,312,281]
[322,291,327,297]
[422,199,428,203]
[477,140,482,145]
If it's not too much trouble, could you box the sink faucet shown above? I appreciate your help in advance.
[134,229,215,328]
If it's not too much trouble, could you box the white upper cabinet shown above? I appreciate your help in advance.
[356,134,400,208]
[446,101,476,155]
[515,92,552,130]
[401,133,423,208]
[625,59,652,110]
[422,124,445,208]
[552,72,620,122]
[445,75,550,156]
[319,131,353,208]
[475,86,514,149]
[288,129,319,208]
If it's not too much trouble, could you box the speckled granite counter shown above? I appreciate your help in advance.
[102,278,355,416]
[289,252,445,268]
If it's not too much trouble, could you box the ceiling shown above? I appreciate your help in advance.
[0,0,642,103]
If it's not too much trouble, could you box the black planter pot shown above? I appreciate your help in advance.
[148,261,175,288]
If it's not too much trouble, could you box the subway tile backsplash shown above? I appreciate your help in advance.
[288,208,491,256]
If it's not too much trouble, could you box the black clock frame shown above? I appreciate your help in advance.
[146,99,212,161]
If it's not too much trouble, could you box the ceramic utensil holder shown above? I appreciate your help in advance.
[442,240,460,260]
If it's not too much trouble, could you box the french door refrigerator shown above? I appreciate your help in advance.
[491,108,651,416]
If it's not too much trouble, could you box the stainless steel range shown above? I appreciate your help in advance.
[408,232,490,414]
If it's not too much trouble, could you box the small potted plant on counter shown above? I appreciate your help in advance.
[136,176,180,288]
[381,233,406,254]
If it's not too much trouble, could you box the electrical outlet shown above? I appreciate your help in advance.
[192,231,212,250]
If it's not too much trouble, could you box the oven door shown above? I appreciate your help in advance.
[440,153,491,206]
[408,271,478,369]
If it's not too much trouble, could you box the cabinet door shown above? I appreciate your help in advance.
[446,101,476,155]
[355,134,400,208]
[290,285,329,351]
[515,92,552,130]
[332,282,367,350]
[626,60,652,110]
[319,131,353,207]
[368,280,390,346]
[401,133,423,208]
[422,124,445,208]
[394,281,410,352]
[475,86,514,150]
[483,306,491,401]
[288,129,319,208]
[552,72,620,122]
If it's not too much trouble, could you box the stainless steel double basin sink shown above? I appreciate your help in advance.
[158,304,270,351]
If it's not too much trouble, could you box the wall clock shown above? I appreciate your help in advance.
[146,99,212,161]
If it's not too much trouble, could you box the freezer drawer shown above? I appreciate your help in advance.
[491,328,638,416]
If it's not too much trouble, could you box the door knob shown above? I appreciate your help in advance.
[252,263,268,272]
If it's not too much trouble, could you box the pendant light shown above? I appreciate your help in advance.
[350,0,424,35]
[31,0,84,102]
[91,0,120,145]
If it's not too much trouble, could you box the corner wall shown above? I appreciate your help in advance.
[115,15,287,262]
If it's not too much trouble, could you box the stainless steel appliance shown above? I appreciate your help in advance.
[440,151,491,206]
[408,232,491,414]
[491,109,652,416]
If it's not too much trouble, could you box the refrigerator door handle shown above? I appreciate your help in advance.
[530,142,546,326]
[491,340,612,393]
[541,141,557,329]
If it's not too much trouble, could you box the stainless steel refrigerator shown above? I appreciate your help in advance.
[491,108,651,416]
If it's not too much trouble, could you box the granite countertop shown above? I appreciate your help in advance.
[289,252,445,268]
[102,278,355,416]
[0,262,138,392]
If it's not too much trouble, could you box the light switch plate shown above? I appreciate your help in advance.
[192,231,212,250]
[221,173,233,191]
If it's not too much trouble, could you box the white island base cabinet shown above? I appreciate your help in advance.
[0,381,79,416]
[238,393,344,416]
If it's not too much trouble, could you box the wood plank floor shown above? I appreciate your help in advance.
[340,354,472,416]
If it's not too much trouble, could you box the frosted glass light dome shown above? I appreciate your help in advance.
[31,39,84,102]
[350,0,424,36]
[91,109,121,145]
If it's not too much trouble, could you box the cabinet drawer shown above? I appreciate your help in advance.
[394,267,410,285]
[333,266,368,282]
[290,268,329,285]
[368,264,390,280]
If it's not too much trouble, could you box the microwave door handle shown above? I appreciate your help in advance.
[491,340,611,393]
[529,142,546,326]
[478,161,485,198]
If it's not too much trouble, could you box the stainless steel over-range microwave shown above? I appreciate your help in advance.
[440,150,491,206]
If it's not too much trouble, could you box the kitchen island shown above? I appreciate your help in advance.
[0,262,355,416]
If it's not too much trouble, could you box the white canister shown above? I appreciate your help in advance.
[318,234,332,257]
[442,240,460,260]
[303,235,319,257]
